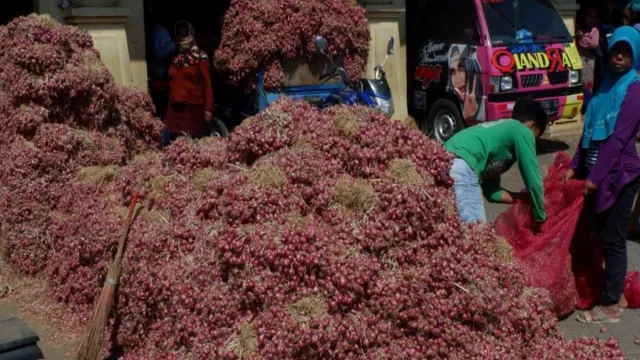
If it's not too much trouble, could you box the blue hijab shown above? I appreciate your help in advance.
[582,26,640,149]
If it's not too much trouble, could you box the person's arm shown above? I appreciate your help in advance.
[482,177,519,204]
[587,82,640,187]
[482,177,503,203]
[514,129,546,222]
[578,27,600,50]
[198,59,214,114]
[153,27,176,61]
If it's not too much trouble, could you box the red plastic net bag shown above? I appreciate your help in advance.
[625,271,640,308]
[496,152,640,317]
[570,205,604,311]
[495,152,583,318]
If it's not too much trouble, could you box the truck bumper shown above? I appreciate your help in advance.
[485,93,584,122]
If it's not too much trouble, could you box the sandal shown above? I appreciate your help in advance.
[576,306,620,324]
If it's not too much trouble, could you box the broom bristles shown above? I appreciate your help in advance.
[76,284,116,360]
[76,261,122,360]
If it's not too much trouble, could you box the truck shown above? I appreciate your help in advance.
[407,0,584,142]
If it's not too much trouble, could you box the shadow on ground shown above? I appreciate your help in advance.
[537,138,570,155]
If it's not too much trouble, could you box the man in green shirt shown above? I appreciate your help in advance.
[444,98,548,224]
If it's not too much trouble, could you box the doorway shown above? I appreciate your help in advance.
[575,0,630,29]
[143,0,232,119]
[1,1,35,25]
[143,1,231,64]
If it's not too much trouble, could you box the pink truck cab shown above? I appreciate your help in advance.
[407,0,584,142]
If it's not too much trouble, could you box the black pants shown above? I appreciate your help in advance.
[150,87,169,120]
[596,177,640,305]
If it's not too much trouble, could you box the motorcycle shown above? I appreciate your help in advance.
[314,35,395,117]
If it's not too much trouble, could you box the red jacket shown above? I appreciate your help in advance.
[168,59,214,113]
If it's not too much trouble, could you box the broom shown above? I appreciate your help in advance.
[76,191,140,360]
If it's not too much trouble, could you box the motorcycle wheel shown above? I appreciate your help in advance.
[209,118,230,138]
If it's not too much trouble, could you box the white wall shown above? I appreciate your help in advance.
[36,0,148,91]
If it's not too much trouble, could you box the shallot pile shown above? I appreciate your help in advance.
[0,15,625,360]
[214,0,370,91]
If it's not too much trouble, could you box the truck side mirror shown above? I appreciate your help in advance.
[315,36,328,55]
[387,37,395,55]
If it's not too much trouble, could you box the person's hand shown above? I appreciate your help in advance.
[454,76,479,121]
[584,180,597,195]
[205,111,213,123]
[563,169,575,182]
[576,30,585,38]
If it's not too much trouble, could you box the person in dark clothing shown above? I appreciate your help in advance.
[150,16,175,120]
[602,0,617,26]
[621,6,640,30]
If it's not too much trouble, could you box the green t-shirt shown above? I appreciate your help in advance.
[444,119,546,222]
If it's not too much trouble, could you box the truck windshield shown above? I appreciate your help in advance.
[482,0,572,45]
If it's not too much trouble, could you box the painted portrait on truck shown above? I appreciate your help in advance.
[447,45,485,122]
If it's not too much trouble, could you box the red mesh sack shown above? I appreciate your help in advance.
[570,204,604,311]
[496,152,640,317]
[495,152,583,318]
[625,271,640,308]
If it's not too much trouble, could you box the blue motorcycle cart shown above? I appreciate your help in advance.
[256,66,347,113]
[217,58,347,129]
[215,36,395,133]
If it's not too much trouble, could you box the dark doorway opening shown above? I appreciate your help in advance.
[143,0,231,120]
[2,1,35,25]
[576,0,631,29]
[143,1,231,65]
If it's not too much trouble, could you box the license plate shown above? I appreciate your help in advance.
[540,99,559,116]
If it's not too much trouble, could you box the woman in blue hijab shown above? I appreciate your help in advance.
[565,26,640,324]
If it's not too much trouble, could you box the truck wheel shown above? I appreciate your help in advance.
[423,99,464,143]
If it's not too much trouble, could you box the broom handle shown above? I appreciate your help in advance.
[114,191,139,263]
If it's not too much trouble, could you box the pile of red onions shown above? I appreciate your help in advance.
[214,0,370,91]
[0,16,625,360]
[0,14,162,154]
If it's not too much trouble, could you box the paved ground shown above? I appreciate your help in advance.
[487,134,640,358]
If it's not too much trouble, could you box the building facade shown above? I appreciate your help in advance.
[35,0,147,93]
[31,0,579,123]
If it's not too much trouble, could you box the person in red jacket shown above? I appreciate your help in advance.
[162,21,214,147]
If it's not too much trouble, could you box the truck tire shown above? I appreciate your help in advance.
[422,98,464,143]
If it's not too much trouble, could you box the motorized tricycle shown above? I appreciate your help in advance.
[313,35,395,118]
[214,36,396,133]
